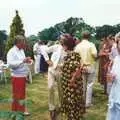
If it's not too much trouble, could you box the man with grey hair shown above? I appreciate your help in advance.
[7,35,31,115]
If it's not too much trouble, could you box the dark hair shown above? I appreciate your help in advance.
[62,34,75,50]
[81,31,90,39]
[107,34,114,40]
[42,40,48,45]
[116,38,120,45]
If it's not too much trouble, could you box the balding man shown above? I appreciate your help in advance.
[75,31,97,107]
[7,35,31,115]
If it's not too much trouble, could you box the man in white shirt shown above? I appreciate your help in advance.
[7,35,31,115]
[33,40,42,74]
[43,35,66,120]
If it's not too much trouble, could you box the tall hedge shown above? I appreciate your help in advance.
[5,10,25,53]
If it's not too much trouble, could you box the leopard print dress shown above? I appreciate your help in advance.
[61,52,85,120]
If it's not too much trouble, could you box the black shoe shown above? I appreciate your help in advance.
[50,110,56,120]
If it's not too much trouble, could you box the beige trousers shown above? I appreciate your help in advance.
[48,68,62,111]
[83,63,96,106]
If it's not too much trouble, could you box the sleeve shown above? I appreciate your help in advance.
[33,43,38,52]
[110,57,116,74]
[41,46,49,61]
[7,51,23,68]
[46,44,58,53]
[91,43,97,57]
[74,45,79,53]
[91,43,97,54]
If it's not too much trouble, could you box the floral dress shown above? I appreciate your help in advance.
[61,52,85,120]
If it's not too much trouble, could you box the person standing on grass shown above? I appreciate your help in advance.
[106,38,120,120]
[39,40,49,74]
[98,35,113,95]
[61,34,85,120]
[43,35,66,120]
[33,40,42,74]
[7,35,32,115]
[74,31,97,107]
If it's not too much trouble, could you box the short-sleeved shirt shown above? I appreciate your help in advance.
[74,39,97,65]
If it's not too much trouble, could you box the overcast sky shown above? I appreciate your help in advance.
[0,0,120,36]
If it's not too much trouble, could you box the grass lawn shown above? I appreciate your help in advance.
[0,74,108,120]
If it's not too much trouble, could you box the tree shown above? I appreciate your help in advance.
[28,35,39,44]
[26,35,39,58]
[0,30,7,59]
[5,10,25,53]
[95,25,114,39]
[38,27,57,41]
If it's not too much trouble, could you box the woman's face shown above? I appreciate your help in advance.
[59,35,65,45]
[62,44,68,51]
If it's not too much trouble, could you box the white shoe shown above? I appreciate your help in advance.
[24,112,30,116]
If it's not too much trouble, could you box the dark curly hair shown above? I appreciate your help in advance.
[61,33,75,50]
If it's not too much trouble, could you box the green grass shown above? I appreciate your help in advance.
[0,74,108,120]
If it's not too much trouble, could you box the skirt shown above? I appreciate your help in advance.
[11,76,26,112]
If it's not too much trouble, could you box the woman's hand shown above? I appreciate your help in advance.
[68,79,75,87]
[106,73,116,82]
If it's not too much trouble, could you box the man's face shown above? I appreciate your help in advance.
[17,39,25,49]
[38,40,42,45]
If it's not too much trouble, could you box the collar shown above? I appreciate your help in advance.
[82,39,88,41]
[14,45,22,51]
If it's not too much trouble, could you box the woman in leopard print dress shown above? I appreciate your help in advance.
[60,34,85,120]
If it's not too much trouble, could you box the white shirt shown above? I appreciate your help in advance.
[46,44,66,70]
[39,45,49,61]
[109,46,118,60]
[33,42,41,55]
[0,60,4,73]
[7,46,28,77]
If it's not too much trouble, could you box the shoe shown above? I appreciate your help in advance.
[86,103,93,108]
[24,112,31,116]
[50,110,56,120]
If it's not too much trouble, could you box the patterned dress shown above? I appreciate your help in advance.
[61,52,85,120]
[98,41,112,94]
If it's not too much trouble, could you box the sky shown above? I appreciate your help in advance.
[0,0,120,36]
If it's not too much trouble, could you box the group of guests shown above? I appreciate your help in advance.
[98,32,120,120]
[6,32,97,119]
[33,40,49,74]
[6,31,120,120]
[37,31,97,120]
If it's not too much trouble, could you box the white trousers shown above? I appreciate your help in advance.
[34,55,41,74]
[83,64,96,106]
